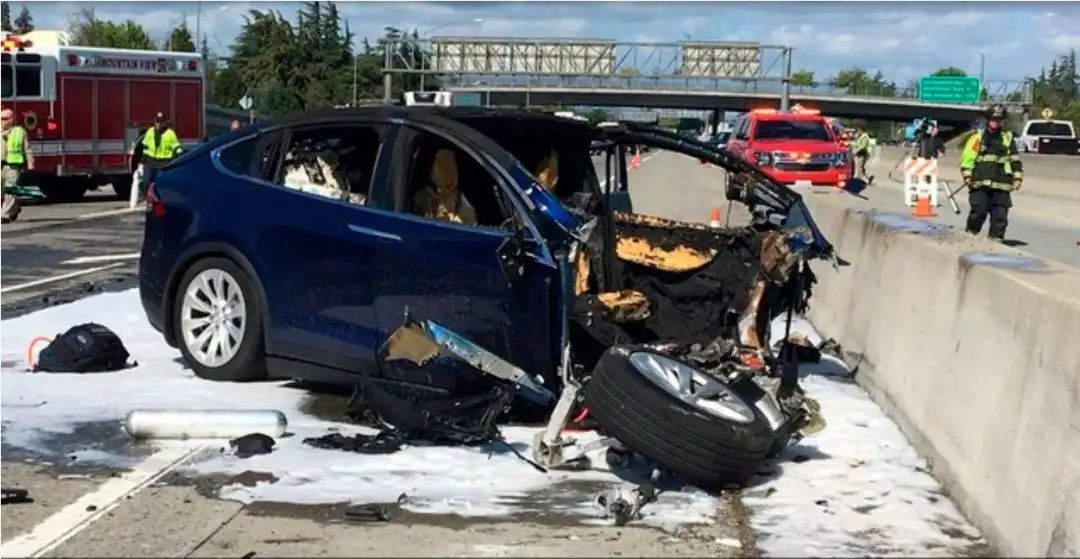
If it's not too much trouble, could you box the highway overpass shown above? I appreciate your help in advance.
[446,86,992,126]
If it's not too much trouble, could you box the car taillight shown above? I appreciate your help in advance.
[145,183,166,218]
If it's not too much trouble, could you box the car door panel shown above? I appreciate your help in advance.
[250,123,394,375]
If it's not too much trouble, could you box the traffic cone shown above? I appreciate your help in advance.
[631,151,641,170]
[913,193,936,218]
[709,207,722,228]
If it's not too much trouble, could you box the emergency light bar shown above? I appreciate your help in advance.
[1,38,32,51]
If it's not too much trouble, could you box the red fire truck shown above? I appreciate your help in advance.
[2,31,204,202]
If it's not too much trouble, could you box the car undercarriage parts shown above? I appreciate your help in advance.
[303,429,404,454]
[593,481,659,526]
[380,316,556,406]
[123,409,288,440]
[595,290,651,323]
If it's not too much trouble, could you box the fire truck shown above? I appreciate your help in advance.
[2,30,204,202]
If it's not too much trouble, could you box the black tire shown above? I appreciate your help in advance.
[172,257,267,381]
[584,347,779,489]
[110,175,132,201]
[38,178,88,203]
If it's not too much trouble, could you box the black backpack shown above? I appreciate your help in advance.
[35,323,131,373]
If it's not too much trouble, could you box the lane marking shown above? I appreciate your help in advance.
[61,253,141,266]
[0,263,127,294]
[77,207,141,220]
[0,444,205,558]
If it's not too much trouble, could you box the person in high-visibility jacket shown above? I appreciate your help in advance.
[137,112,183,201]
[1,108,33,223]
[852,127,873,183]
[960,104,1023,241]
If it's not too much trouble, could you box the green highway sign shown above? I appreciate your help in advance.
[919,76,982,104]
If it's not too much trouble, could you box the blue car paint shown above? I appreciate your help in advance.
[142,119,571,387]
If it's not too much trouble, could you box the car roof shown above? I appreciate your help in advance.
[254,105,601,166]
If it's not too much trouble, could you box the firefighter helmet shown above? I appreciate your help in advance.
[985,104,1007,121]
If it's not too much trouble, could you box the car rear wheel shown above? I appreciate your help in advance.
[173,257,267,381]
[585,347,781,489]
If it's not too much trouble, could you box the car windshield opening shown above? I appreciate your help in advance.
[755,120,832,141]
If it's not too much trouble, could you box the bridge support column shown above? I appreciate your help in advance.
[710,109,721,135]
[780,47,793,111]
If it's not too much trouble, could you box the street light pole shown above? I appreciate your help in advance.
[978,50,986,87]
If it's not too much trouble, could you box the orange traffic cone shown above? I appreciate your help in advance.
[631,151,641,170]
[709,207,722,228]
[913,193,936,218]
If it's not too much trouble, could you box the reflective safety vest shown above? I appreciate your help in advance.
[142,127,182,161]
[960,130,1023,190]
[4,126,27,166]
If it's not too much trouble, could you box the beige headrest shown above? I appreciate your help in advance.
[430,149,459,192]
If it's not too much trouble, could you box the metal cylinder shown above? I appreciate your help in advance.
[124,409,287,440]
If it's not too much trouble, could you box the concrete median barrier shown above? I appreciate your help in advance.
[799,189,1080,557]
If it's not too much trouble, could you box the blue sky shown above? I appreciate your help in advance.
[9,1,1080,83]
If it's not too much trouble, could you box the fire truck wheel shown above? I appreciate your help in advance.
[38,179,88,203]
[110,176,133,201]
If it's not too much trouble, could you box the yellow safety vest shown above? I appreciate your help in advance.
[5,126,27,166]
[142,127,182,161]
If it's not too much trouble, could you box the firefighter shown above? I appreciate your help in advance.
[961,104,1023,241]
[138,112,183,201]
[2,108,33,223]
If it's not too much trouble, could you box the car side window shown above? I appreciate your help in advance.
[219,137,258,175]
[390,129,511,229]
[735,118,750,140]
[274,125,383,206]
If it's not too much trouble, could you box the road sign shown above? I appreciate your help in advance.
[918,76,981,104]
[1041,107,1054,119]
[238,95,253,111]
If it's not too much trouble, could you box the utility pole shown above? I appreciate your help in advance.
[352,52,359,106]
[780,47,793,111]
[196,1,202,51]
[382,31,395,103]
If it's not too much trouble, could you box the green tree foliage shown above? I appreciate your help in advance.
[791,70,816,87]
[2,4,12,32]
[68,8,154,49]
[13,6,33,34]
[830,67,897,96]
[931,66,967,77]
[1031,50,1079,129]
[167,21,196,52]
[209,3,363,115]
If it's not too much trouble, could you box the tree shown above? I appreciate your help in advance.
[68,8,154,49]
[166,21,196,52]
[2,4,11,32]
[830,67,896,96]
[791,70,816,87]
[931,66,967,77]
[13,6,33,34]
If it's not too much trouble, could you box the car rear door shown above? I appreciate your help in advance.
[244,121,395,377]
[363,122,561,381]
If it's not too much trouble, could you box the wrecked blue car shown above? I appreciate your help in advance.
[140,107,832,487]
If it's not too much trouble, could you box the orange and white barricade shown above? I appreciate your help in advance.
[903,157,939,207]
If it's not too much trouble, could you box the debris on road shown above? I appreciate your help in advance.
[592,482,659,527]
[2,487,33,505]
[343,502,392,522]
[229,433,276,458]
[303,430,403,455]
[124,409,287,439]
[32,322,131,373]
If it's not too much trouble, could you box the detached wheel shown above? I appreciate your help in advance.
[585,347,781,488]
[173,257,267,381]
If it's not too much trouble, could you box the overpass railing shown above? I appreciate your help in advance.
[382,36,1032,106]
